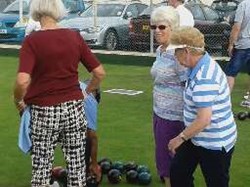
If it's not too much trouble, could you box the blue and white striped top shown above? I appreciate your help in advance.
[184,52,237,152]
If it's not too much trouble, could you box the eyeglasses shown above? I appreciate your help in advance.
[150,25,168,30]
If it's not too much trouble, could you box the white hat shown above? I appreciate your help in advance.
[167,44,204,51]
[167,44,187,50]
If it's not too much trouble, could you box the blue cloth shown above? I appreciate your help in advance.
[79,82,98,131]
[18,106,31,154]
[18,82,98,153]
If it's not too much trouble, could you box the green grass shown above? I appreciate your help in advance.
[0,49,249,186]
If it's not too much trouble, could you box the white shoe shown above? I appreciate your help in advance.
[240,100,250,108]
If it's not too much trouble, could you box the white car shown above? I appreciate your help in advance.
[0,0,86,43]
[60,1,148,50]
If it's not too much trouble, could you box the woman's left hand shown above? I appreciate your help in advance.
[168,136,184,155]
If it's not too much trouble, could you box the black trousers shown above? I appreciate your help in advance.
[85,137,91,174]
[170,140,234,187]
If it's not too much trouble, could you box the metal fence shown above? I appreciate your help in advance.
[0,0,232,58]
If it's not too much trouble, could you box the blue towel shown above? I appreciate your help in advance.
[18,106,31,154]
[80,82,98,131]
[18,82,98,153]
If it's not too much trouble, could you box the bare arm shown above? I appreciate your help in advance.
[13,72,31,112]
[168,107,212,154]
[88,130,101,181]
[85,65,105,95]
[228,23,241,57]
[88,130,98,166]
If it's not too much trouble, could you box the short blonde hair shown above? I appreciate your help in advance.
[150,6,180,29]
[170,26,205,53]
[30,0,67,21]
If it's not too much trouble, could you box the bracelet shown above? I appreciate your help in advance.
[179,132,188,141]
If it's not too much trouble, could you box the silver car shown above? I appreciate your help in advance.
[60,1,148,50]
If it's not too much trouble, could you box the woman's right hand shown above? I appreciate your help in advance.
[89,163,102,182]
[14,100,26,115]
[168,135,185,155]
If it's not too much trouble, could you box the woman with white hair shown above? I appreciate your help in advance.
[13,0,105,186]
[150,6,187,187]
[168,26,237,187]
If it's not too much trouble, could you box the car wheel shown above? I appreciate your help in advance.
[104,30,119,50]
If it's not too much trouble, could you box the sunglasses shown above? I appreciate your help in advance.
[150,25,168,30]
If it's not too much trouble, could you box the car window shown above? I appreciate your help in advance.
[203,6,219,21]
[81,4,125,17]
[211,1,238,12]
[139,4,167,16]
[186,0,202,3]
[140,6,152,16]
[62,0,80,13]
[136,4,148,14]
[188,5,205,20]
[126,4,139,18]
[3,0,29,14]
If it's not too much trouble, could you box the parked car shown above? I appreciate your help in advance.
[0,0,86,43]
[0,0,15,12]
[211,0,242,25]
[129,2,231,55]
[60,1,148,50]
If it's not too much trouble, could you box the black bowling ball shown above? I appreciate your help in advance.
[124,161,138,172]
[237,111,247,121]
[56,168,67,187]
[87,175,99,187]
[126,169,138,184]
[137,165,150,174]
[138,172,152,185]
[107,169,122,184]
[111,161,124,173]
[100,161,111,174]
[98,158,112,165]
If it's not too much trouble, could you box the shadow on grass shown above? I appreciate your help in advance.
[0,48,19,57]
[96,53,154,67]
[0,48,249,73]
[0,48,154,67]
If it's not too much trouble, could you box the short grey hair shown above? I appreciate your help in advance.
[170,26,205,54]
[150,6,180,29]
[30,0,67,22]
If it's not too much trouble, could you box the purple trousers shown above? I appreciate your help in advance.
[153,113,185,178]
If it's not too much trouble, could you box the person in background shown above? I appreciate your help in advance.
[224,0,250,107]
[168,0,194,27]
[150,6,186,187]
[168,26,237,187]
[80,80,102,183]
[13,0,105,186]
[25,17,41,36]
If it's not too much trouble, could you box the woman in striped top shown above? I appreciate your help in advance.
[168,26,237,187]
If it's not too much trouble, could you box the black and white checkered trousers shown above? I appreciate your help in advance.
[30,100,87,187]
